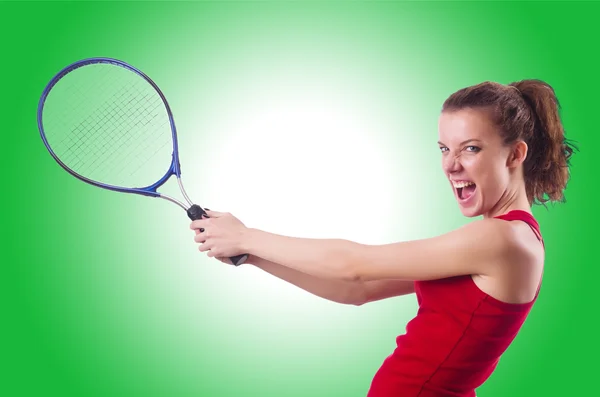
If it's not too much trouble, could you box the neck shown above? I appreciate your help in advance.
[483,183,531,219]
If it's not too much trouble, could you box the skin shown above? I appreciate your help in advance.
[191,108,545,305]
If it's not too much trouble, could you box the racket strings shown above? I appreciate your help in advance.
[42,63,174,188]
[50,68,143,166]
[53,65,120,153]
[62,89,145,174]
[61,80,163,176]
[73,91,166,183]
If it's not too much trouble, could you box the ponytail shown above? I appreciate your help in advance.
[510,80,577,204]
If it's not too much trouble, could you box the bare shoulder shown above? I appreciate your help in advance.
[488,217,543,264]
[470,217,545,304]
[459,216,540,262]
[351,214,544,284]
[437,217,526,272]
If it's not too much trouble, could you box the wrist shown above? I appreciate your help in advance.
[241,227,261,255]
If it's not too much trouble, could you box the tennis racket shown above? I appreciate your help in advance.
[37,57,248,266]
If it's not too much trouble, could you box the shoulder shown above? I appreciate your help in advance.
[444,217,516,249]
[465,217,544,303]
[458,217,540,271]
[445,217,535,270]
[350,215,540,282]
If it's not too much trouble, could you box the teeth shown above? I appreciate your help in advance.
[452,181,475,188]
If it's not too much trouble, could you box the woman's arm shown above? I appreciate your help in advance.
[247,255,415,305]
[192,211,522,284]
[240,218,519,282]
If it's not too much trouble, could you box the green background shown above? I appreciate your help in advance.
[3,1,598,396]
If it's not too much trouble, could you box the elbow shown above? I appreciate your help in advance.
[335,250,362,283]
[339,263,361,283]
[330,295,364,306]
[341,241,368,283]
[348,269,365,286]
[350,281,369,306]
[348,300,366,307]
[340,283,368,306]
[325,239,367,283]
[335,294,366,306]
[349,297,367,306]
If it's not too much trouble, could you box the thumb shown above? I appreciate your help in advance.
[205,210,226,218]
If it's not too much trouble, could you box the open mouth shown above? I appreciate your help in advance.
[454,181,477,201]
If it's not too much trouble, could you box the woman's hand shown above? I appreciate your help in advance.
[190,210,249,260]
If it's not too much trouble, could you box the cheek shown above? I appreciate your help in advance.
[479,158,510,196]
[462,156,485,177]
[467,157,506,187]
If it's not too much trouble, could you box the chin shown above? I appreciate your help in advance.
[453,188,482,217]
[458,206,483,218]
[456,196,483,218]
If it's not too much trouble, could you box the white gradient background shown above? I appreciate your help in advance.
[139,8,439,389]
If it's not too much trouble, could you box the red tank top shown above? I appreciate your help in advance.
[367,210,544,397]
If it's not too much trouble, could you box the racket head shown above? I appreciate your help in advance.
[37,57,182,197]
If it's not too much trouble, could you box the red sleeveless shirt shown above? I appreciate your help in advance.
[367,210,544,397]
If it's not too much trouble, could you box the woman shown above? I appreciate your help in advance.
[190,79,575,396]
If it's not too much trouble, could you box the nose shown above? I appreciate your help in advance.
[442,152,463,174]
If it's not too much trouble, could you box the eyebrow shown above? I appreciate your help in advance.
[437,139,482,146]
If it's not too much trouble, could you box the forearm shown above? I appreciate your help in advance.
[243,229,361,281]
[248,255,416,304]
[246,255,366,305]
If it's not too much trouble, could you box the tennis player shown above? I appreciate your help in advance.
[191,79,575,396]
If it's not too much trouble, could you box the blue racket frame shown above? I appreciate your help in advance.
[37,57,250,266]
[37,57,188,206]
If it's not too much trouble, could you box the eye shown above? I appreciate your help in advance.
[465,146,481,152]
[439,146,449,153]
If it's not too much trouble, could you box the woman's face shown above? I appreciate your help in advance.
[438,108,517,218]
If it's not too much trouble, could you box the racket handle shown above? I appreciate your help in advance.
[187,204,249,266]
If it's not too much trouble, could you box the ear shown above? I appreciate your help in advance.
[507,140,528,168]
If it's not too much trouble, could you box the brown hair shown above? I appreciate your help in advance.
[441,79,577,205]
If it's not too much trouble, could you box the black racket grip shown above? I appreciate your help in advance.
[187,204,248,266]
